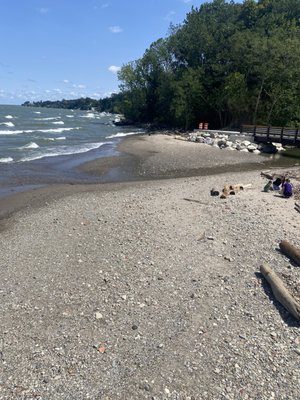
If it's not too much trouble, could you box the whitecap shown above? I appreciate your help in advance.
[34,117,60,121]
[81,113,96,119]
[106,131,143,139]
[0,122,15,127]
[52,121,64,125]
[5,115,14,119]
[0,130,22,135]
[21,142,40,149]
[0,157,13,163]
[36,127,79,133]
[19,142,108,162]
[66,115,74,118]
[34,111,41,114]
[46,136,66,141]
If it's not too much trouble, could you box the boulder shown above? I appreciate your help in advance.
[247,144,257,152]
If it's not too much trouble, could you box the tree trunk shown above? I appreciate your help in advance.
[253,80,264,125]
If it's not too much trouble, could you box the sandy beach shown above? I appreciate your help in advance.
[1,134,300,399]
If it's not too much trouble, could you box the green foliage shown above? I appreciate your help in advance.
[117,0,300,129]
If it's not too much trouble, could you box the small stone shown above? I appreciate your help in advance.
[132,324,138,330]
[164,387,170,395]
[95,312,103,320]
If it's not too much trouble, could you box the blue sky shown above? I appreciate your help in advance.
[0,0,204,105]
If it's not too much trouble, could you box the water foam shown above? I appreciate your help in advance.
[5,115,14,119]
[106,131,143,139]
[0,157,13,163]
[0,127,80,135]
[21,142,40,149]
[34,117,60,121]
[52,121,64,125]
[0,122,15,127]
[81,113,96,119]
[19,142,106,162]
[0,130,21,135]
[46,136,66,141]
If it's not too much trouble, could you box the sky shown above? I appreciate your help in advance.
[0,0,205,105]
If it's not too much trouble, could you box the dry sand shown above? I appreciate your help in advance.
[1,134,300,399]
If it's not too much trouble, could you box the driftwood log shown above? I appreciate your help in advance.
[260,264,300,320]
[279,239,300,266]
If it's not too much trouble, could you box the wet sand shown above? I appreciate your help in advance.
[0,133,299,225]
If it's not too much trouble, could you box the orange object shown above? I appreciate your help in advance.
[97,344,106,353]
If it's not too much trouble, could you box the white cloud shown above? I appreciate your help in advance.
[101,3,110,8]
[72,84,86,89]
[63,79,69,84]
[108,65,121,74]
[109,26,123,33]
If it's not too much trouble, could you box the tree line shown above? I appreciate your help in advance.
[23,0,300,130]
[22,94,124,113]
[117,0,300,130]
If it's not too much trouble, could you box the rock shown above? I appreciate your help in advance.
[247,144,257,152]
[241,140,251,147]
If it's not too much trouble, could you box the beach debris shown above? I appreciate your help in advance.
[214,183,249,199]
[260,264,300,320]
[295,202,300,213]
[197,232,206,241]
[97,343,106,353]
[279,240,300,266]
[261,171,274,180]
[210,188,220,196]
[183,198,209,205]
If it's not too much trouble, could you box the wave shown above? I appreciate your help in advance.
[52,121,64,125]
[21,142,40,149]
[0,130,21,135]
[5,115,14,119]
[0,122,15,127]
[81,113,97,119]
[0,157,13,163]
[0,127,80,135]
[46,136,66,141]
[34,117,60,121]
[19,142,108,162]
[106,131,143,139]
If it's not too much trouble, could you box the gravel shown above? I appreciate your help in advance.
[0,135,300,399]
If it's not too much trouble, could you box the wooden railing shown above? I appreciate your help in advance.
[241,125,300,146]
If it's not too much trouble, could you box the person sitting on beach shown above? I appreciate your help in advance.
[273,177,283,191]
[263,180,273,192]
[281,178,293,198]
